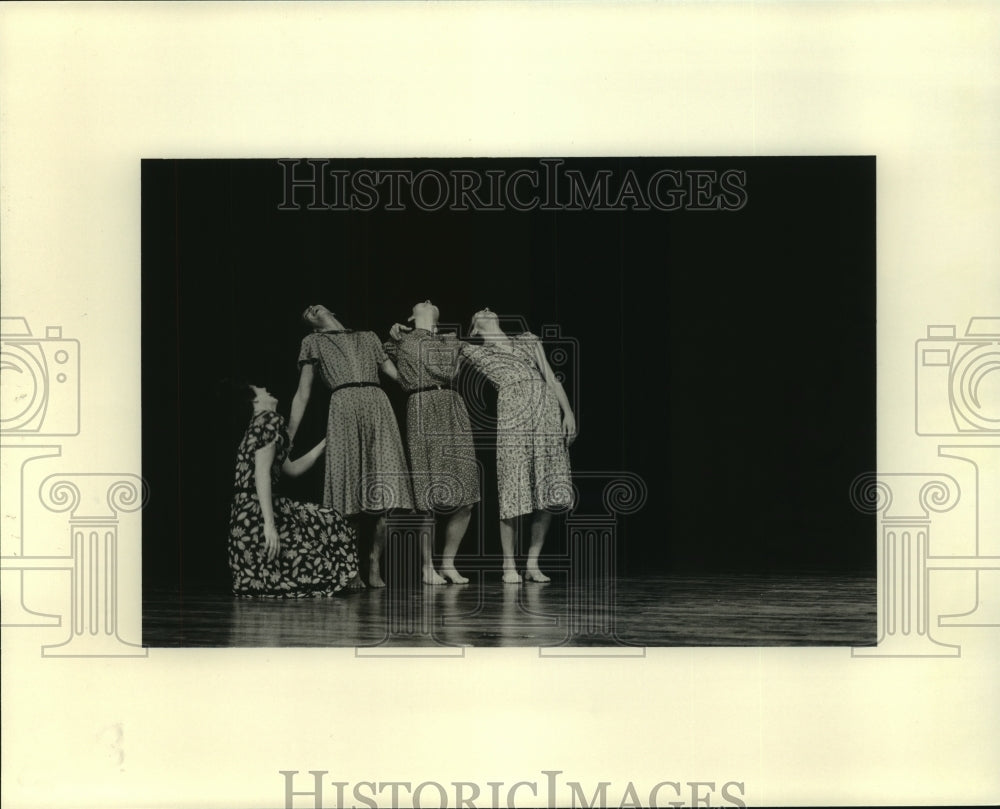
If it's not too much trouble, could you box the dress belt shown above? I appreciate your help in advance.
[408,384,452,397]
[329,381,381,395]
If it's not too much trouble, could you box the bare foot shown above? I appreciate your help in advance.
[346,572,366,590]
[423,565,447,585]
[502,568,522,584]
[524,567,550,583]
[440,566,469,584]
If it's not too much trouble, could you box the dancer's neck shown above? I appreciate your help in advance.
[412,314,437,332]
[479,327,508,341]
[316,315,346,331]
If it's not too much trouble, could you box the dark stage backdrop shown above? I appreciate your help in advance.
[141,157,875,592]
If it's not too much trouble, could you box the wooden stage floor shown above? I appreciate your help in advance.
[143,572,876,648]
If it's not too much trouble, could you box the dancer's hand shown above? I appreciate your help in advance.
[389,322,413,341]
[562,412,577,446]
[263,522,280,561]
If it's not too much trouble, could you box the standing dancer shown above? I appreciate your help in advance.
[290,304,415,587]
[386,300,480,585]
[461,308,576,583]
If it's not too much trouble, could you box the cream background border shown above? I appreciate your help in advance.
[2,2,998,807]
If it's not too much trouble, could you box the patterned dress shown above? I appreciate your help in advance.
[384,328,481,511]
[298,330,414,514]
[228,410,359,597]
[460,333,573,519]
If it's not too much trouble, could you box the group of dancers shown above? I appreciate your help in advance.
[227,300,576,597]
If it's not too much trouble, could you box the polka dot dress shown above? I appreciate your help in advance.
[384,329,481,511]
[298,330,415,514]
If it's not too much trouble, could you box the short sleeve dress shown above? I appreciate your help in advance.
[298,330,414,514]
[460,333,573,519]
[384,328,480,511]
[228,409,359,597]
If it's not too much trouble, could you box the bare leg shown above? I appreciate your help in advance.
[369,514,386,588]
[421,512,446,585]
[343,515,367,590]
[347,515,366,580]
[524,509,552,582]
[500,517,521,583]
[439,505,472,584]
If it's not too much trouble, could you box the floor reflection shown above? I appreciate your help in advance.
[143,573,876,648]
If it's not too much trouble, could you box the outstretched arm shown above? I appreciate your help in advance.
[381,332,403,387]
[458,341,481,371]
[380,358,400,383]
[288,363,314,442]
[282,438,326,478]
[373,330,401,384]
[254,442,281,561]
[533,342,577,445]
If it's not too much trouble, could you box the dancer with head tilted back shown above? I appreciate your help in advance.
[386,300,480,585]
[227,382,362,596]
[460,308,576,583]
[289,305,415,588]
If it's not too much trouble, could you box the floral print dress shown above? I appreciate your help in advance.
[228,409,359,597]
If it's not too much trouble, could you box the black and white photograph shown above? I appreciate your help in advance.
[3,3,998,808]
[141,156,876,648]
